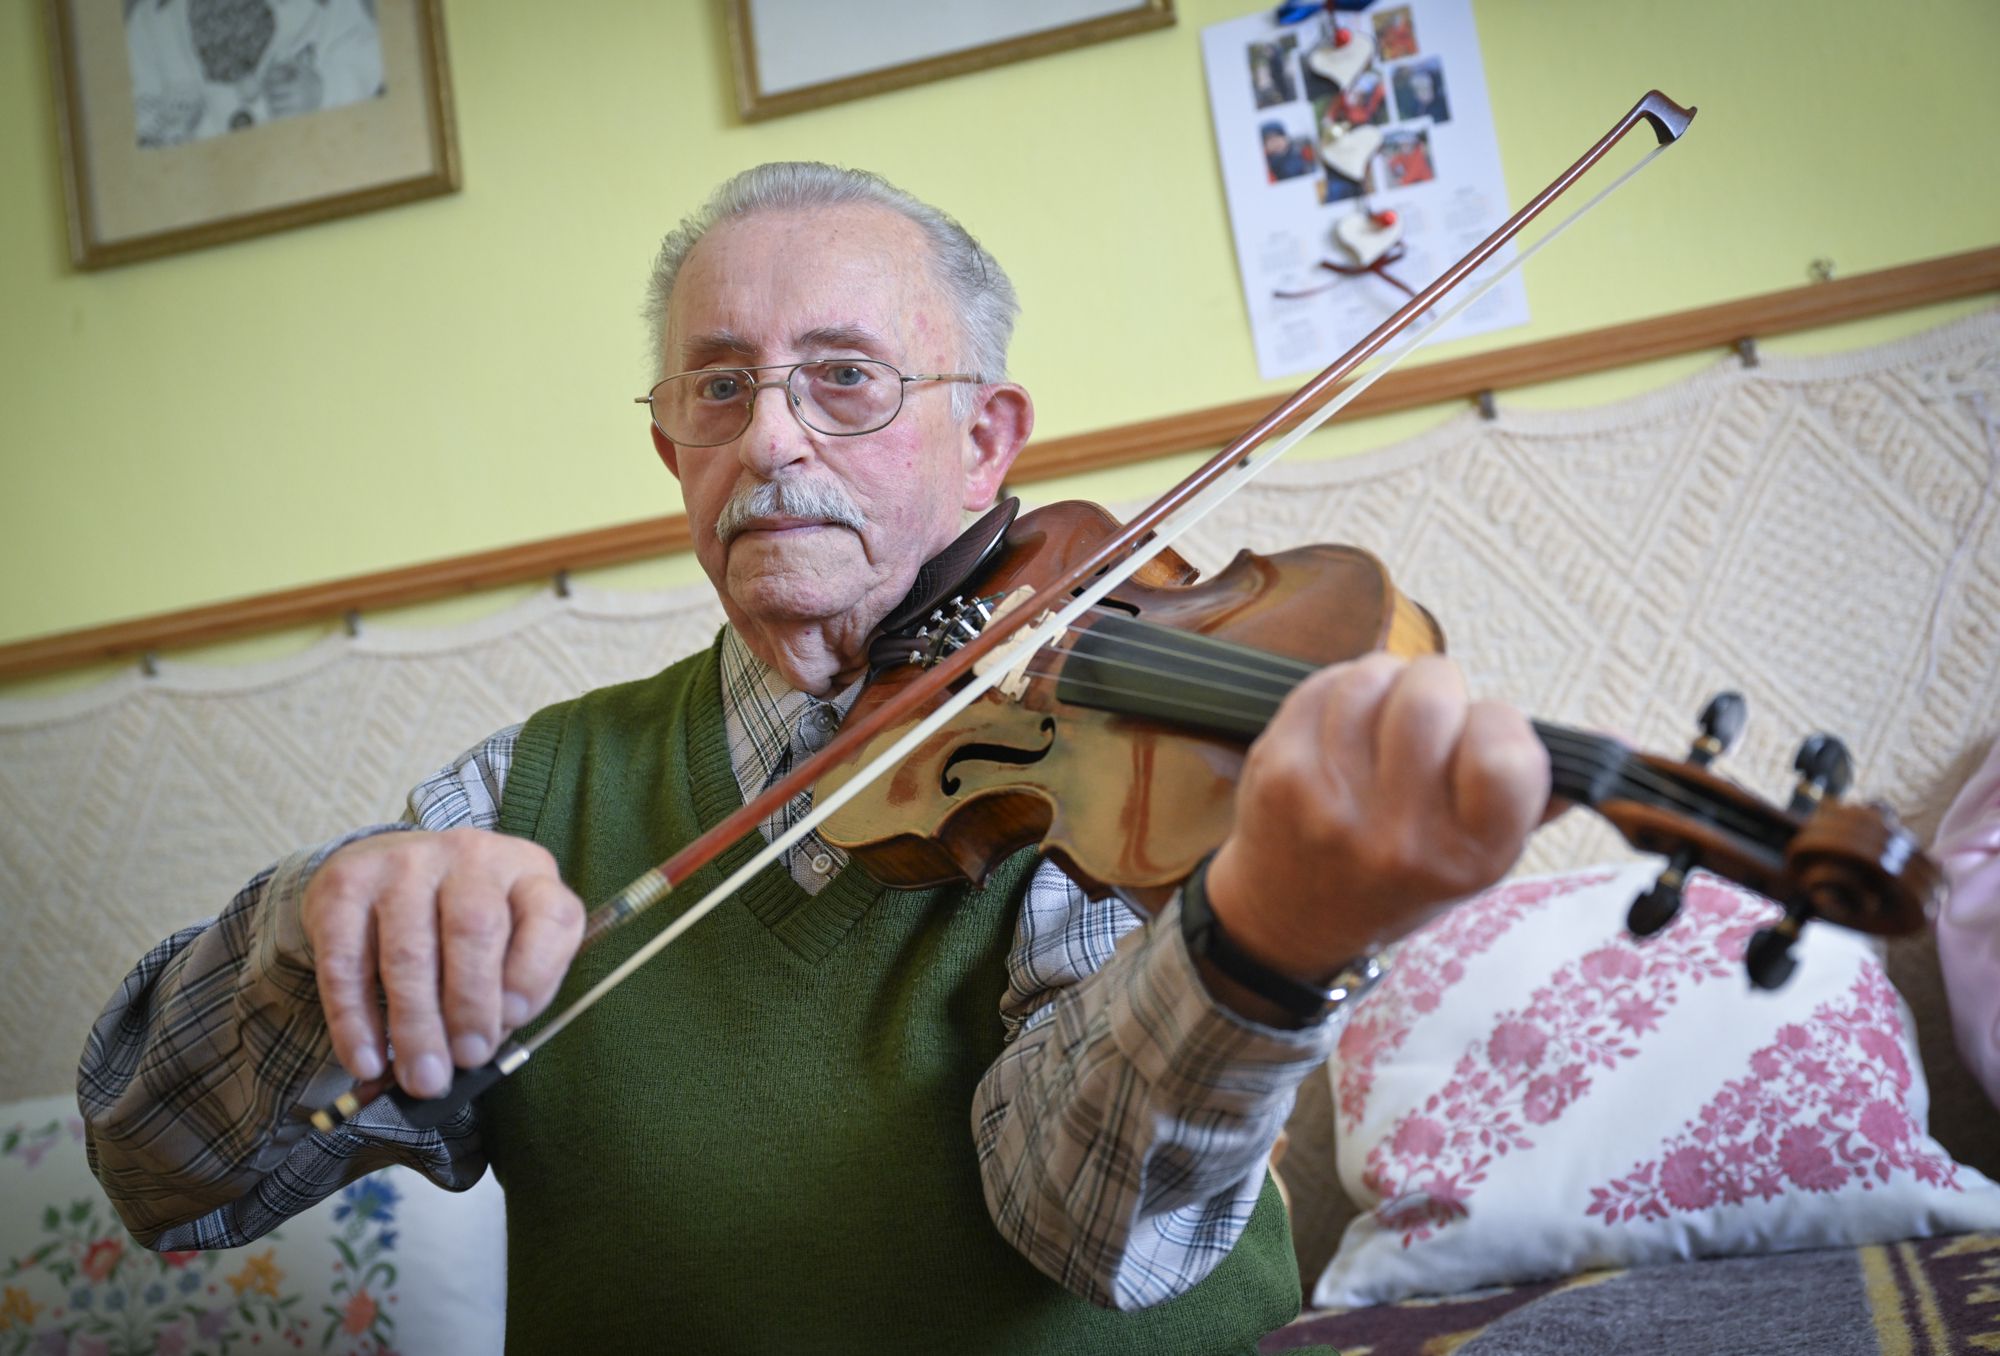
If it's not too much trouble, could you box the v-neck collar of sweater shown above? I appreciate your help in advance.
[691,639,890,965]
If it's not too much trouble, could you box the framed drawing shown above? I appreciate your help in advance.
[45,0,459,270]
[726,0,1174,123]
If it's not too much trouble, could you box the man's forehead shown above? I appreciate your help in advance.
[665,204,944,364]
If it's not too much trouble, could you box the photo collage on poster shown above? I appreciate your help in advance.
[1243,5,1450,203]
[1202,0,1525,380]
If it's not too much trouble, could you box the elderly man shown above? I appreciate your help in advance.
[83,163,1547,1353]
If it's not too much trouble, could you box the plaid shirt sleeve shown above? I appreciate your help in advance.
[973,860,1342,1310]
[78,727,522,1249]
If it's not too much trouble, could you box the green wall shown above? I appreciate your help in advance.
[2,0,1996,688]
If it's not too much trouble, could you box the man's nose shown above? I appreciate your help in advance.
[735,377,812,474]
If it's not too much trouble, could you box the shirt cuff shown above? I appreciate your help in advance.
[1106,894,1342,1116]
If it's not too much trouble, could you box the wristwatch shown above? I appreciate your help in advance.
[1180,855,1385,1028]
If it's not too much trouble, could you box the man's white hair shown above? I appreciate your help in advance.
[642,163,1019,420]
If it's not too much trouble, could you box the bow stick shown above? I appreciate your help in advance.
[312,89,1696,1133]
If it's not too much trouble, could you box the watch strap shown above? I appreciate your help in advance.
[1180,855,1383,1027]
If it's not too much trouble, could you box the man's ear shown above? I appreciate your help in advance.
[961,383,1033,510]
[650,423,681,479]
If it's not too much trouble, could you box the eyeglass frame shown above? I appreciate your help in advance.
[633,359,986,448]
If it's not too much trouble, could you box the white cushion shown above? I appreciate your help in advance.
[0,1094,506,1352]
[1313,864,2000,1307]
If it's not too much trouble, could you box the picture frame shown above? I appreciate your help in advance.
[725,0,1174,123]
[45,0,460,270]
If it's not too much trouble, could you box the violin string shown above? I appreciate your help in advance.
[1028,659,1780,847]
[1015,619,1787,845]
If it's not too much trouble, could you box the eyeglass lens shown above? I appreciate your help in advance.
[651,360,903,446]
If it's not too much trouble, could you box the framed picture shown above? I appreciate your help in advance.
[726,0,1174,123]
[46,0,459,270]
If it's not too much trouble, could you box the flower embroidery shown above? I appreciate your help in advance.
[1336,870,1619,1130]
[1585,967,1961,1225]
[333,1176,401,1225]
[1487,1019,1549,1069]
[1361,875,1764,1247]
[1,1118,84,1172]
[0,1285,40,1329]
[76,1239,122,1285]
[3,1166,404,1354]
[341,1288,378,1334]
[225,1248,283,1298]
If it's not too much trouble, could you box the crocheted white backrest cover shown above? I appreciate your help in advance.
[2,310,1994,1120]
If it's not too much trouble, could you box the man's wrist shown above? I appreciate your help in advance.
[1180,856,1383,1029]
[1201,840,1382,982]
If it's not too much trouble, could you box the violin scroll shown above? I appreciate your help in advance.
[1577,695,1943,989]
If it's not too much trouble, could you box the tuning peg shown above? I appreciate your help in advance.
[1626,850,1696,938]
[1745,903,1810,990]
[1787,734,1854,814]
[1690,691,1747,767]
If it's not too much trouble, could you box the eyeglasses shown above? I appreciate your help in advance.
[634,359,982,448]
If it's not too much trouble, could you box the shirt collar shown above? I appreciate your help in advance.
[717,626,866,803]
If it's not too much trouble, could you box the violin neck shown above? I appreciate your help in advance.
[1056,612,1633,809]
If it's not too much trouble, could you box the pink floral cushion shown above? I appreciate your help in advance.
[0,1095,505,1354]
[1311,864,2000,1307]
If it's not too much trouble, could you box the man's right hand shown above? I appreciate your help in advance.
[302,830,585,1100]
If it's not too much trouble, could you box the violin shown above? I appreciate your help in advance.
[818,497,1942,991]
[317,88,1937,1135]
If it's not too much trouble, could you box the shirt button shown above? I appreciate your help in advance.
[810,852,835,875]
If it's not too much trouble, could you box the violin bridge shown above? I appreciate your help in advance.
[975,588,1059,700]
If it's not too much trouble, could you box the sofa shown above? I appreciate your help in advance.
[3,311,1996,1352]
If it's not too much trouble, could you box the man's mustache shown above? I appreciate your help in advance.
[715,477,867,545]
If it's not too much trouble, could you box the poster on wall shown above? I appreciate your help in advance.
[1201,1,1527,380]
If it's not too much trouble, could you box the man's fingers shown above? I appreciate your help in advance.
[302,830,582,1098]
[377,880,451,1100]
[436,875,510,1070]
[502,875,586,1029]
[1375,655,1468,806]
[1321,652,1406,772]
[309,883,385,1083]
[1452,700,1550,856]
[1240,654,1401,841]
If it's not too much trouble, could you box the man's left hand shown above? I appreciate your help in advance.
[1203,652,1549,989]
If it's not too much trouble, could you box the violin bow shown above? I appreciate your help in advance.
[313,90,1697,1132]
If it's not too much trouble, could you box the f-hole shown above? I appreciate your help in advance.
[941,717,1058,795]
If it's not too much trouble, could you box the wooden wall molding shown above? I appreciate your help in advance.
[4,245,1996,682]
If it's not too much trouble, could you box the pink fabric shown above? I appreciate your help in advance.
[1936,738,2000,1112]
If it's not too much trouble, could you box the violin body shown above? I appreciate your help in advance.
[822,499,1939,978]
[818,501,1443,911]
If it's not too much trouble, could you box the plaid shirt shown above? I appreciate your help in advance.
[80,630,1338,1311]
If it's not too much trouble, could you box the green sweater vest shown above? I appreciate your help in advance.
[485,638,1307,1354]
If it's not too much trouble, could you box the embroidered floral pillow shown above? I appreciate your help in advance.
[1312,863,2000,1307]
[0,1094,506,1354]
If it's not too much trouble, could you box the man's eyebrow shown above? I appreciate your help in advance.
[797,324,889,353]
[680,330,759,367]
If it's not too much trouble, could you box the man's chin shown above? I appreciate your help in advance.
[724,546,866,625]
